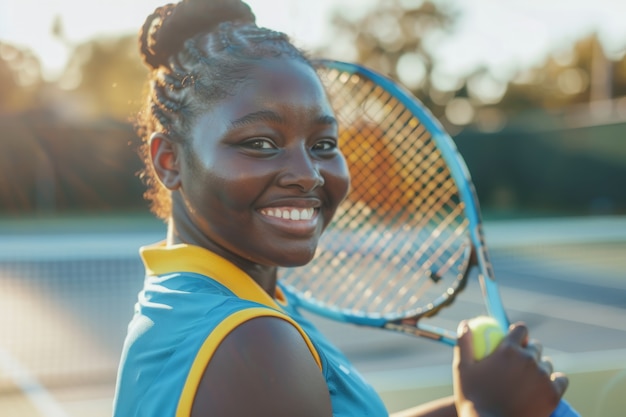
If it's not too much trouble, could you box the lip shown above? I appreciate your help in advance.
[260,197,322,209]
[257,200,322,236]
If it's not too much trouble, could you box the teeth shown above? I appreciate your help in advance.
[262,208,314,220]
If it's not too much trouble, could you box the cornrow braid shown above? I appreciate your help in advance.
[135,0,313,219]
[151,81,183,127]
[162,72,185,90]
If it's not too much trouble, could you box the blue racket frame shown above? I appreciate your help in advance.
[305,59,580,417]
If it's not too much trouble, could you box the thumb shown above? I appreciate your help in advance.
[454,320,476,368]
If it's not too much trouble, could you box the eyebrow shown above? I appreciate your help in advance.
[316,114,338,126]
[230,110,337,129]
[230,110,283,128]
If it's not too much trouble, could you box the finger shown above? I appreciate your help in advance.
[506,322,529,347]
[455,320,476,366]
[525,339,543,361]
[540,356,554,375]
[550,372,569,397]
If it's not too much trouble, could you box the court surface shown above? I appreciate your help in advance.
[1,215,624,416]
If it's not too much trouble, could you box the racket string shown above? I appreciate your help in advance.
[280,67,471,320]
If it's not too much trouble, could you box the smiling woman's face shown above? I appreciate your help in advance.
[173,57,350,269]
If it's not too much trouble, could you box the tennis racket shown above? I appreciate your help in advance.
[277,59,580,417]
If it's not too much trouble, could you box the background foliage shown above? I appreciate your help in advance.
[1,1,625,217]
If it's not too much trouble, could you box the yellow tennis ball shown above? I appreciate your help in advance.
[467,316,505,360]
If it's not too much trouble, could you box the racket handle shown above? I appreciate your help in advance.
[552,399,581,417]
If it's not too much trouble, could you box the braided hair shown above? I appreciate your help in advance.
[136,0,311,219]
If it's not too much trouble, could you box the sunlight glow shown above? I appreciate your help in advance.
[0,0,625,81]
[0,0,344,79]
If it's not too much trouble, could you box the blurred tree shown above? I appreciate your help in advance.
[57,35,147,121]
[0,42,44,112]
[499,35,615,112]
[320,0,458,120]
[613,57,626,98]
[317,4,626,216]
[0,32,149,215]
[1,8,624,216]
[320,3,626,130]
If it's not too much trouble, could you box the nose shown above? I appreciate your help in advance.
[277,145,325,192]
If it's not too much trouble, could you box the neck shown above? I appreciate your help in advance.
[166,202,279,296]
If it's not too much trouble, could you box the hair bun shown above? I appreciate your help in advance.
[139,0,256,69]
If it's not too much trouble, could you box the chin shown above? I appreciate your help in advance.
[274,249,318,268]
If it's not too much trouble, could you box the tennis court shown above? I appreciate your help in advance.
[1,215,625,416]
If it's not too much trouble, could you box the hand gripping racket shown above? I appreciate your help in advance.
[277,60,580,417]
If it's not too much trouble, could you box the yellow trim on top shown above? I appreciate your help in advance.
[141,243,323,416]
[141,242,282,310]
[175,307,322,417]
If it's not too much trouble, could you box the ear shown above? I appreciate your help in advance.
[149,132,182,190]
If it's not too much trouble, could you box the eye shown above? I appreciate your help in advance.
[241,138,276,150]
[312,139,337,152]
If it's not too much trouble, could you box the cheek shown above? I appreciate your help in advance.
[208,162,271,208]
[184,155,247,212]
[324,159,351,204]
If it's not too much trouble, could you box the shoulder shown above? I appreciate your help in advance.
[187,315,333,417]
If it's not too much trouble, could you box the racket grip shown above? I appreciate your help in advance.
[551,399,581,417]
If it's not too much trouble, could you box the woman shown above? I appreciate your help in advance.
[113,0,569,416]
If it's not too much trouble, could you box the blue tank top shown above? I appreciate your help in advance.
[113,243,389,417]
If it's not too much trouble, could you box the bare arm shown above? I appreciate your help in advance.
[191,316,333,417]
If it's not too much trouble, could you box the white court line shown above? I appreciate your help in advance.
[0,216,624,261]
[0,346,70,417]
[0,232,163,261]
[484,215,626,247]
[502,287,626,333]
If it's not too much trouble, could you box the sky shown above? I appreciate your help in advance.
[1,0,625,82]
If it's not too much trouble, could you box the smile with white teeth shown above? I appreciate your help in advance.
[260,207,315,221]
